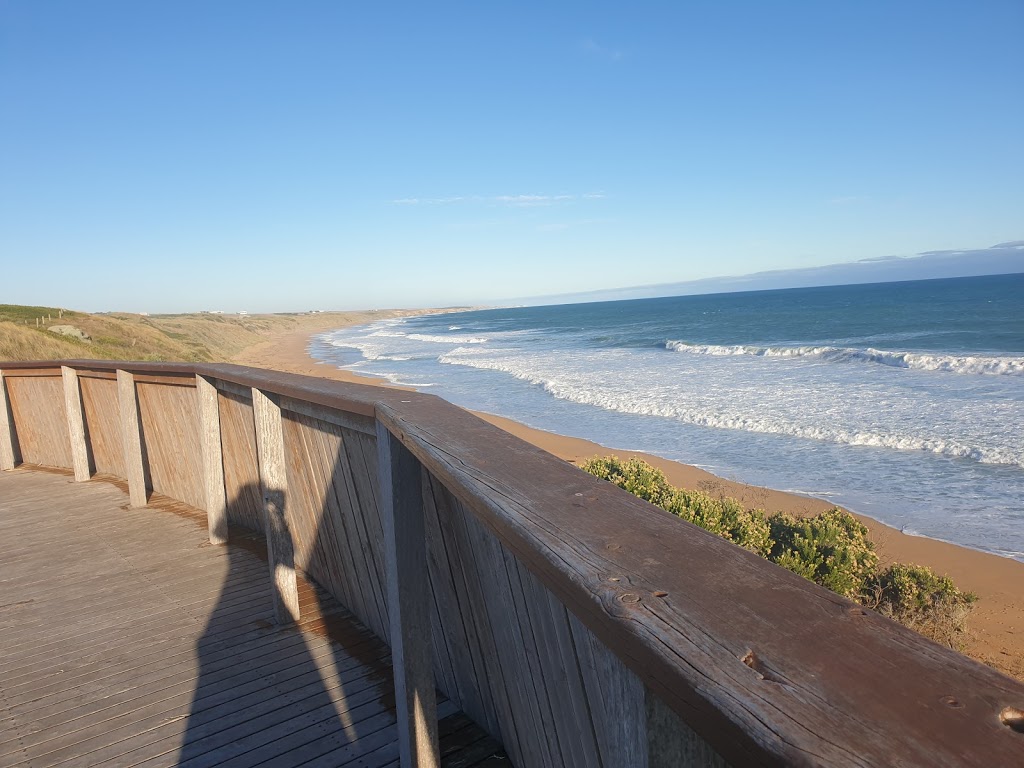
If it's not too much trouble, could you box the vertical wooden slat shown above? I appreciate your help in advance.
[376,419,440,768]
[0,370,17,471]
[252,387,300,624]
[116,369,147,507]
[646,688,729,768]
[568,612,650,768]
[61,366,91,482]
[196,375,228,545]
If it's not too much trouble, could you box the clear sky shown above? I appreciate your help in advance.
[2,1,1021,312]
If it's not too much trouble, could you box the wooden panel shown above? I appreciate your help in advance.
[381,397,1024,768]
[646,687,729,768]
[217,390,263,531]
[3,374,71,469]
[80,375,125,478]
[61,366,91,481]
[425,476,523,765]
[279,410,390,643]
[377,419,440,767]
[280,395,376,436]
[136,380,205,510]
[0,369,19,469]
[424,468,720,768]
[567,612,651,768]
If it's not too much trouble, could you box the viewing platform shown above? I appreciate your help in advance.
[1,361,1022,767]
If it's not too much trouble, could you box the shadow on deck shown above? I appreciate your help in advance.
[0,468,507,768]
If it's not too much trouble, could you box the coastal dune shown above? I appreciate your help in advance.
[234,322,1024,683]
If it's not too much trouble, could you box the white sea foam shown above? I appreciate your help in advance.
[437,350,1024,468]
[665,341,1024,376]
[406,333,488,344]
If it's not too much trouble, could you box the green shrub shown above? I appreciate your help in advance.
[767,509,878,598]
[865,563,976,649]
[580,456,772,556]
[581,455,975,645]
[580,456,674,507]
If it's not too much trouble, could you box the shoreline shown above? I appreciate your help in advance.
[232,322,1024,682]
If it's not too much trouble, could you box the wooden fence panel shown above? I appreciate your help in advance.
[79,375,125,478]
[421,471,726,768]
[4,374,71,469]
[217,389,262,531]
[136,380,204,511]
[277,409,390,642]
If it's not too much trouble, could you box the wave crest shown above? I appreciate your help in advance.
[408,333,488,344]
[437,351,1024,468]
[665,341,1024,375]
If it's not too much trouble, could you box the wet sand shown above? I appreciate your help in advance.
[233,324,1024,682]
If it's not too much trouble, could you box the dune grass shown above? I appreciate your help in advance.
[0,306,379,364]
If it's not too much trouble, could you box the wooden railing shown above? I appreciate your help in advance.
[2,360,1023,767]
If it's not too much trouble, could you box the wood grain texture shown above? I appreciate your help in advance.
[60,366,91,482]
[3,374,71,469]
[0,369,19,470]
[0,468,503,768]
[216,390,263,531]
[378,398,1024,768]
[646,687,729,768]
[567,612,651,768]
[377,420,440,768]
[278,410,391,643]
[7,360,1022,768]
[79,375,125,478]
[252,387,300,624]
[280,395,376,436]
[196,375,228,545]
[136,380,204,511]
[116,369,148,507]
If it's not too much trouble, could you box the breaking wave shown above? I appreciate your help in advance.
[665,341,1024,376]
[437,351,1024,468]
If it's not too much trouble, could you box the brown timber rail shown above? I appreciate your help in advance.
[1,359,1023,768]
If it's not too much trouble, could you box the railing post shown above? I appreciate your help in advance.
[61,366,91,482]
[0,369,18,471]
[196,375,228,545]
[252,387,300,624]
[376,416,439,768]
[116,369,148,507]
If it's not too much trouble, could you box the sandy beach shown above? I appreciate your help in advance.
[234,322,1024,682]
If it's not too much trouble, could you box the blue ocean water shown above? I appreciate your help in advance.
[313,274,1024,561]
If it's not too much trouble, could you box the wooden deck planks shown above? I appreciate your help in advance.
[0,469,507,768]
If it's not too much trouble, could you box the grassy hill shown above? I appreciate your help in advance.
[0,305,430,364]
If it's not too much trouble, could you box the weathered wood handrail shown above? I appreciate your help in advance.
[2,359,1023,767]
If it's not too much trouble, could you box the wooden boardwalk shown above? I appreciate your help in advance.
[0,468,507,768]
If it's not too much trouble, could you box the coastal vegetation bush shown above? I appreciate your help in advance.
[767,509,878,598]
[580,456,975,647]
[865,564,976,649]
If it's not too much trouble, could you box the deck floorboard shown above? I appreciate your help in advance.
[0,469,507,768]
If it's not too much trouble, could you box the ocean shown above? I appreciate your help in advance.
[312,273,1024,561]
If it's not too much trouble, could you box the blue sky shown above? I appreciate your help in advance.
[2,1,1021,312]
